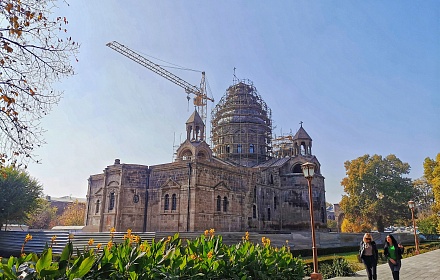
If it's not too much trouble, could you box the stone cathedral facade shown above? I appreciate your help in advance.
[84,79,327,232]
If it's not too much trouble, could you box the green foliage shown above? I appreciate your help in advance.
[0,231,305,279]
[417,214,440,234]
[327,219,337,229]
[340,154,414,232]
[0,166,43,230]
[27,198,57,229]
[319,257,355,279]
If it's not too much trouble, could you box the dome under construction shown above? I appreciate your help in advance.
[211,79,272,166]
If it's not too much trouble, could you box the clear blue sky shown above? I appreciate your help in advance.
[27,1,439,204]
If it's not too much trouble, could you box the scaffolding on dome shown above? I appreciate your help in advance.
[210,78,272,167]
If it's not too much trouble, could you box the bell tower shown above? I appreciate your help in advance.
[293,121,312,156]
[186,110,205,142]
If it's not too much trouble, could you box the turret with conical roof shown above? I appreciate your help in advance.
[292,121,312,156]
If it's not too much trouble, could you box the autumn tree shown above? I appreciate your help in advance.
[0,0,79,168]
[0,166,42,230]
[423,153,440,233]
[340,154,414,232]
[55,200,85,226]
[27,197,57,229]
[424,153,440,213]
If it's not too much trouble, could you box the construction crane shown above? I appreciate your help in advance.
[106,41,214,126]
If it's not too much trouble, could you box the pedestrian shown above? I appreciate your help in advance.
[359,232,378,280]
[384,234,405,280]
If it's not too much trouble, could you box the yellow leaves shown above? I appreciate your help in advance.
[29,88,35,96]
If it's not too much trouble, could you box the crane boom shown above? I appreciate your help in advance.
[106,41,214,124]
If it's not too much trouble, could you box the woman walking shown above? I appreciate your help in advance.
[359,233,378,280]
[384,234,405,280]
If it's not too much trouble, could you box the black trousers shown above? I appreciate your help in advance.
[388,259,402,280]
[362,255,377,280]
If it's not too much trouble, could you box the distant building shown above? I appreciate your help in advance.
[326,204,335,220]
[84,79,327,232]
[46,196,86,215]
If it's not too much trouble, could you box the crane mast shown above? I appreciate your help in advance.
[106,41,214,125]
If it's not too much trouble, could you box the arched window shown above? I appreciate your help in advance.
[274,196,277,210]
[109,192,115,210]
[252,205,257,219]
[293,164,302,173]
[223,196,228,212]
[253,187,257,203]
[237,144,242,153]
[267,208,271,221]
[171,194,177,210]
[216,196,221,211]
[226,145,230,153]
[300,143,306,155]
[95,200,100,214]
[249,144,254,153]
[164,194,170,211]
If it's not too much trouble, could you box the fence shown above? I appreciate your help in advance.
[0,230,417,257]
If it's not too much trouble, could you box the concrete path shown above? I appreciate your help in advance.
[327,249,440,280]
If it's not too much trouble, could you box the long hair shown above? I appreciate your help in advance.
[386,234,398,247]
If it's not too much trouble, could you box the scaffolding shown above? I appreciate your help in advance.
[211,79,272,167]
[271,133,295,158]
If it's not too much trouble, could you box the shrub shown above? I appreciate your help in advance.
[0,230,305,280]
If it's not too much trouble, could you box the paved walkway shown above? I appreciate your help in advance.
[328,249,440,280]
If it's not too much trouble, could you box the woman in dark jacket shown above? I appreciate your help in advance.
[359,233,379,280]
[384,234,405,280]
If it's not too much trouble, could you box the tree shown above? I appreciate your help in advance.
[340,154,414,232]
[0,166,42,230]
[0,0,79,168]
[413,177,434,213]
[27,197,57,229]
[424,153,440,213]
[55,199,85,226]
[423,153,440,233]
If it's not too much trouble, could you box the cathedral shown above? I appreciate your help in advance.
[84,79,327,232]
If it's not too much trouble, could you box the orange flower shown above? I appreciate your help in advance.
[245,231,249,241]
[88,238,94,246]
[24,233,32,243]
[97,243,102,250]
[207,251,213,259]
[107,241,113,250]
[140,244,146,251]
